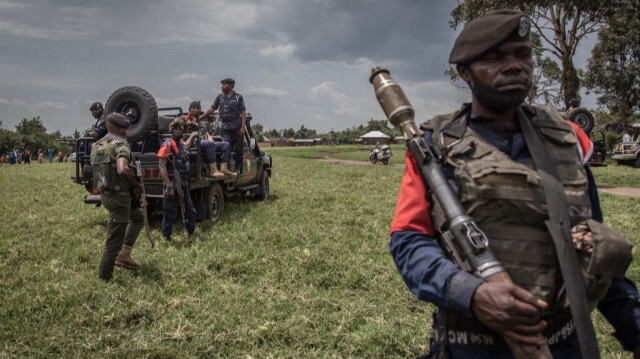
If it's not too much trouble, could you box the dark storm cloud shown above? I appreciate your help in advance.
[250,1,458,81]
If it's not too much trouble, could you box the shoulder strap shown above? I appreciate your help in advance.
[517,107,600,359]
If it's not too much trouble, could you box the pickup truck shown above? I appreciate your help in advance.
[611,140,640,168]
[71,86,272,220]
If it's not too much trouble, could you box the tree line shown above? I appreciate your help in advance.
[0,117,75,155]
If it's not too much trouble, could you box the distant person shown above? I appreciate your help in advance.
[623,128,634,143]
[90,113,144,281]
[37,149,43,164]
[24,147,31,164]
[201,78,247,174]
[157,119,198,241]
[0,154,5,164]
[16,150,22,164]
[9,149,16,164]
[182,101,236,179]
[47,148,53,163]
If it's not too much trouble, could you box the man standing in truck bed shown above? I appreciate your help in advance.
[201,78,247,174]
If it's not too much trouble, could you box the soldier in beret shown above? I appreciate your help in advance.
[389,9,640,358]
[90,113,144,281]
[201,78,247,174]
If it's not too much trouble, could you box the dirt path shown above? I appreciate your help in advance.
[317,157,640,198]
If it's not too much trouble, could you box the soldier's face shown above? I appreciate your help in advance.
[91,107,103,119]
[171,126,184,139]
[461,40,533,113]
[189,107,200,116]
[221,83,232,94]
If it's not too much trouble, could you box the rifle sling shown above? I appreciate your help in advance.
[517,108,600,359]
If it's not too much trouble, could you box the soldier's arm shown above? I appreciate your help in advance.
[390,150,483,316]
[116,157,142,194]
[200,105,214,121]
[158,157,174,199]
[184,132,199,149]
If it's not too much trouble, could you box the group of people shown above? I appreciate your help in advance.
[87,13,640,357]
[90,77,248,281]
[2,147,55,164]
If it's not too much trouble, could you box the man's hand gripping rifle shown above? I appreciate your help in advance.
[370,67,552,359]
[135,160,155,248]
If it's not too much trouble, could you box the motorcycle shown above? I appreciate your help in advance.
[369,145,392,165]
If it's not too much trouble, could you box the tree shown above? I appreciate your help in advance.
[450,1,619,108]
[282,128,295,138]
[365,119,392,133]
[73,128,81,139]
[584,0,640,123]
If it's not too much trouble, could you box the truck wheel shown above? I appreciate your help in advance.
[566,108,595,133]
[635,157,640,169]
[255,170,269,201]
[105,86,158,143]
[207,182,224,219]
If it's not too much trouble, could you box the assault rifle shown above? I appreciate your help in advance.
[135,160,155,248]
[370,67,552,359]
[168,155,190,242]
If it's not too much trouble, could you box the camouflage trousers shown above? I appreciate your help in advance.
[99,193,144,281]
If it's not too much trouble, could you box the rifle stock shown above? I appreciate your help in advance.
[135,160,155,248]
[370,67,552,359]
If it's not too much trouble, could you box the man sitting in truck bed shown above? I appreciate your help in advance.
[182,101,236,179]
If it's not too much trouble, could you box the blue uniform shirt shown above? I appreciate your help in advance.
[212,92,245,130]
[94,115,107,139]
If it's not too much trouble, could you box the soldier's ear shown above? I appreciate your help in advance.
[457,64,472,87]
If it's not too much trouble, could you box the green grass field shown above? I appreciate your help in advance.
[1,145,639,358]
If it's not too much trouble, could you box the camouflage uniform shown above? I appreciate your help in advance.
[91,133,143,281]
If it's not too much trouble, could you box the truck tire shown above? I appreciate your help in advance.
[635,156,640,169]
[566,108,594,133]
[255,170,269,201]
[207,182,224,219]
[105,86,158,143]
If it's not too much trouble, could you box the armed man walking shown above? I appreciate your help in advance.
[182,101,236,179]
[387,10,640,359]
[157,118,197,242]
[90,113,144,281]
[201,78,247,174]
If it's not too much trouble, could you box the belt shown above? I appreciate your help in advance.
[221,116,240,122]
[433,312,575,349]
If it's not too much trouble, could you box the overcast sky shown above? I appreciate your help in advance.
[0,0,598,136]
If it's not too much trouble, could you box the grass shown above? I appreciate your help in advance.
[0,145,639,358]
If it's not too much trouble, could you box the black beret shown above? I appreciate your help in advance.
[449,9,531,64]
[221,78,235,85]
[189,101,201,109]
[106,113,130,128]
[90,102,103,111]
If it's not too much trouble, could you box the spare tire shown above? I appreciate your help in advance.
[105,86,158,142]
[566,107,594,133]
